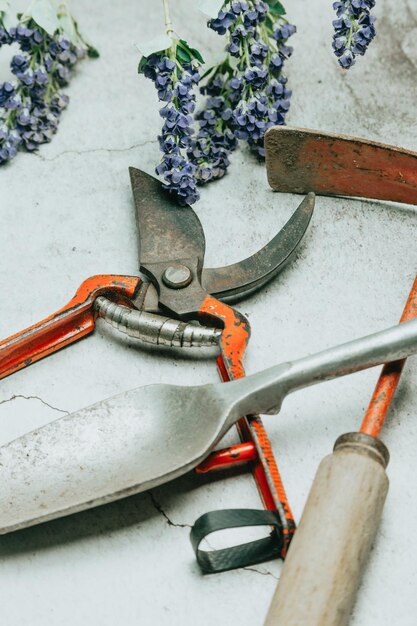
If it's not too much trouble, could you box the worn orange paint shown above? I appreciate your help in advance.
[196,442,257,473]
[198,295,295,555]
[199,294,250,379]
[250,416,296,553]
[360,276,417,437]
[298,135,417,204]
[266,128,417,205]
[0,275,141,380]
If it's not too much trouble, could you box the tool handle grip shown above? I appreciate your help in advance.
[0,275,140,380]
[264,433,389,626]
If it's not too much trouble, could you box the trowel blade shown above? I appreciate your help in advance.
[0,383,228,534]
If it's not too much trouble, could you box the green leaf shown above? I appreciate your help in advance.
[176,45,191,64]
[2,12,12,30]
[29,0,60,35]
[136,34,173,58]
[58,11,77,43]
[190,46,204,64]
[56,5,99,58]
[178,39,205,65]
[228,54,239,70]
[74,25,100,58]
[266,0,286,16]
[198,0,225,19]
[87,45,99,58]
[138,56,149,74]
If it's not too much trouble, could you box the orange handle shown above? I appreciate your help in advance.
[199,295,250,378]
[0,275,141,380]
[196,442,257,473]
[360,275,417,437]
[198,295,296,554]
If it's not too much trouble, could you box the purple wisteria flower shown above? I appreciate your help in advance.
[141,47,202,205]
[230,7,295,157]
[187,69,237,183]
[332,0,377,68]
[191,0,295,177]
[140,2,294,202]
[0,14,95,165]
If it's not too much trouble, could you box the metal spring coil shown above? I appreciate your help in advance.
[94,296,222,348]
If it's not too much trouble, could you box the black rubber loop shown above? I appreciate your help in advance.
[190,509,284,574]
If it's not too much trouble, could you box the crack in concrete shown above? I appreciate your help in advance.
[243,565,278,579]
[341,76,365,113]
[147,492,279,577]
[147,491,191,529]
[0,394,69,415]
[34,139,157,162]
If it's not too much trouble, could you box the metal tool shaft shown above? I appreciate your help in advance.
[226,317,417,423]
[264,279,417,626]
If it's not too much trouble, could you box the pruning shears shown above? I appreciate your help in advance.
[0,167,315,568]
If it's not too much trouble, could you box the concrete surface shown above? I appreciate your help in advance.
[0,0,417,624]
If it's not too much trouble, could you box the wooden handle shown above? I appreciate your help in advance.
[264,433,389,626]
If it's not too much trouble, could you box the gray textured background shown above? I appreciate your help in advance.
[1,0,417,624]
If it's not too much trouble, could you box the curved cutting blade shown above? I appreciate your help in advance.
[130,168,314,308]
[202,192,315,302]
[130,168,208,317]
[130,168,206,268]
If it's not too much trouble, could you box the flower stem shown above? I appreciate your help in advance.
[162,0,174,35]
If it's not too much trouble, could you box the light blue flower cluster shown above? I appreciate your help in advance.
[0,12,96,165]
[190,0,295,185]
[142,51,201,205]
[187,63,238,184]
[332,0,376,68]
[141,2,295,204]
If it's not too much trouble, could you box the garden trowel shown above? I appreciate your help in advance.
[1,316,417,535]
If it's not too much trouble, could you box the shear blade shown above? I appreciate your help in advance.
[130,168,314,304]
[130,168,205,269]
[202,192,315,302]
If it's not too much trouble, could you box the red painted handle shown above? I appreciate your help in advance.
[360,275,417,437]
[198,295,296,554]
[265,127,417,205]
[0,275,141,380]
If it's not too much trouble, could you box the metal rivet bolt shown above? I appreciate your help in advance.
[162,264,192,289]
